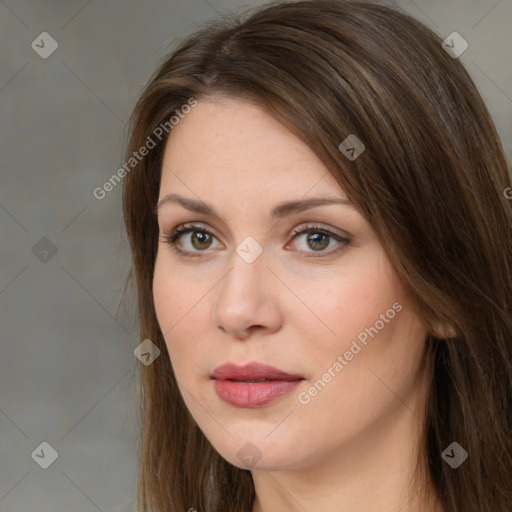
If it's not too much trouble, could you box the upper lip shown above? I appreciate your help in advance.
[211,362,304,381]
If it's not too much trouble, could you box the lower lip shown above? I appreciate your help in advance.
[213,379,303,407]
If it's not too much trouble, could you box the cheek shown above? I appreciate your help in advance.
[152,253,200,334]
[152,256,190,364]
[152,254,213,382]
[290,253,403,360]
[295,310,427,449]
[153,258,175,335]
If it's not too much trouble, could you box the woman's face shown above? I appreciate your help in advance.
[153,97,429,472]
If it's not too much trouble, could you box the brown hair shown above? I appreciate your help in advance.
[122,1,512,510]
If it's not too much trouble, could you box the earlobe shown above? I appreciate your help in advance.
[432,320,458,339]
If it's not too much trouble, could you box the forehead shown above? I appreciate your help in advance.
[160,97,343,198]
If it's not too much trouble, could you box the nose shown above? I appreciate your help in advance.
[212,247,283,340]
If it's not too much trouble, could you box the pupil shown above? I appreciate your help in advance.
[308,233,328,250]
[192,231,211,250]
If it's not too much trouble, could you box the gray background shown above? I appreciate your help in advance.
[1,1,511,511]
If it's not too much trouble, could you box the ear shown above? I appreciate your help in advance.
[431,319,457,339]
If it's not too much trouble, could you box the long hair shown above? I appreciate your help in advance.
[122,1,512,510]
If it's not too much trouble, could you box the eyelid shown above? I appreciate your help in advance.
[289,223,350,242]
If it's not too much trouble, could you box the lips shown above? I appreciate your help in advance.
[211,362,304,382]
[211,362,305,407]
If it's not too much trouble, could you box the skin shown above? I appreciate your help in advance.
[153,96,444,512]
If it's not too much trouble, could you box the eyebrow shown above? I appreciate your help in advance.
[155,193,352,220]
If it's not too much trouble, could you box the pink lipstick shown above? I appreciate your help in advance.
[211,362,304,407]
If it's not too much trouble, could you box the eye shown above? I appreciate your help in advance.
[287,224,350,257]
[161,223,222,256]
[161,222,351,258]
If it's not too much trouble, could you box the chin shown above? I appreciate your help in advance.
[220,438,308,472]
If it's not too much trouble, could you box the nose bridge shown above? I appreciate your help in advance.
[212,242,280,337]
[221,244,267,303]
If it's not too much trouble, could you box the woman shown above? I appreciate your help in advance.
[122,1,512,511]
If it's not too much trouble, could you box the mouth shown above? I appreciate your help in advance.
[211,362,305,407]
[211,362,305,381]
[228,378,272,383]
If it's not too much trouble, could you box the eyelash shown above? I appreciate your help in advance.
[160,223,351,259]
